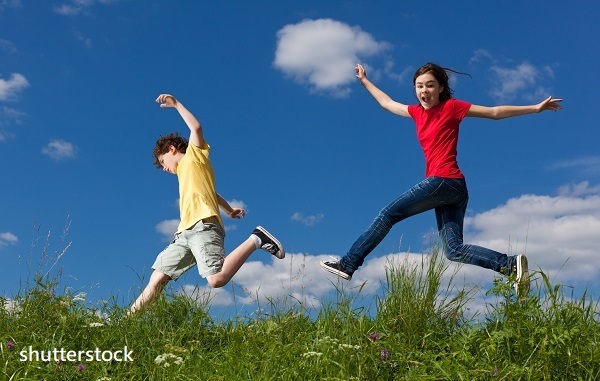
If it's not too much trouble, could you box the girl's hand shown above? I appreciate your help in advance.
[155,94,178,108]
[537,96,562,112]
[229,208,245,219]
[355,64,367,80]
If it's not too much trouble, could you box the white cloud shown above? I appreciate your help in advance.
[273,18,389,97]
[382,60,412,84]
[468,50,555,102]
[155,219,179,241]
[1,105,26,128]
[183,253,346,309]
[488,61,554,102]
[0,73,29,101]
[53,0,118,16]
[1,105,25,119]
[0,39,16,54]
[549,156,600,177]
[0,0,21,11]
[464,182,600,284]
[41,139,78,160]
[173,182,600,316]
[0,231,18,247]
[74,30,92,49]
[469,48,494,64]
[291,212,324,227]
[557,181,600,197]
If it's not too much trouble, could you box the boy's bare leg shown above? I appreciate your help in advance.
[129,270,171,314]
[206,238,256,288]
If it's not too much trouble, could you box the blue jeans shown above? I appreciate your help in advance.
[340,177,512,276]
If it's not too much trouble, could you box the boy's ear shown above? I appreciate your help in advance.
[168,145,177,154]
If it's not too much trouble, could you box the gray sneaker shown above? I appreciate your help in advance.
[512,254,530,296]
[252,226,285,259]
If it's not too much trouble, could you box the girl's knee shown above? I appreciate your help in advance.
[440,239,463,261]
[374,211,395,229]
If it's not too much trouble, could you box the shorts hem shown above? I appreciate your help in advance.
[151,266,180,282]
[199,268,222,278]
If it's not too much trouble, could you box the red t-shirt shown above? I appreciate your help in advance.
[408,98,471,179]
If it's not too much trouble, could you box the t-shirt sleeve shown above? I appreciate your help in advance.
[407,104,418,120]
[452,99,472,121]
[186,141,211,164]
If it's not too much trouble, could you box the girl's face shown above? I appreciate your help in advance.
[414,72,444,109]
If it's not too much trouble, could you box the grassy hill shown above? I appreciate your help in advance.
[2,249,599,380]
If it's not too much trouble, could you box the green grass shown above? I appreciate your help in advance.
[2,245,599,380]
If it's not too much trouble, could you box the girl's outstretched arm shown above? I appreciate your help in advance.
[467,96,562,120]
[356,64,410,118]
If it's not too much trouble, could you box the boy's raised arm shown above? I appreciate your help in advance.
[155,94,204,147]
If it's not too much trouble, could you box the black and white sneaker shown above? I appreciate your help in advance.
[320,260,352,281]
[252,226,285,259]
[511,254,530,296]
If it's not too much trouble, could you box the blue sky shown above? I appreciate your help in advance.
[1,0,599,316]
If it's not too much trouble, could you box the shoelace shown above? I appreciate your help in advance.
[261,243,277,253]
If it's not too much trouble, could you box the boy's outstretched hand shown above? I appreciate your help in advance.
[156,94,178,108]
[229,208,245,219]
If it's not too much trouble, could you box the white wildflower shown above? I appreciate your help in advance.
[339,344,361,350]
[88,322,104,328]
[318,336,339,344]
[301,351,323,358]
[73,292,87,302]
[2,298,20,315]
[154,353,184,367]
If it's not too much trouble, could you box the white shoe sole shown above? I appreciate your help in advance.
[515,254,530,296]
[320,261,352,280]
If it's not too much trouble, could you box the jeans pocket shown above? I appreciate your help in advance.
[430,179,466,205]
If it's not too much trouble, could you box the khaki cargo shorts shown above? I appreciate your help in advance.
[152,216,225,280]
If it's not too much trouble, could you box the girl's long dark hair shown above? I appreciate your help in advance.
[413,62,471,102]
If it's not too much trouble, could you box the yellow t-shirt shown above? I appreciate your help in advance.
[176,141,222,232]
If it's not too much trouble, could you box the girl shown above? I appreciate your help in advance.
[321,63,562,295]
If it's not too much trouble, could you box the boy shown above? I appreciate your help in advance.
[130,94,284,314]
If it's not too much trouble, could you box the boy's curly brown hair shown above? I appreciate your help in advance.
[153,132,188,169]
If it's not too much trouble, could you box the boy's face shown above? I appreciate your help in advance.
[158,146,179,174]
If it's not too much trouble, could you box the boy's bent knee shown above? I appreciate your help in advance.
[206,275,227,288]
[150,270,172,287]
